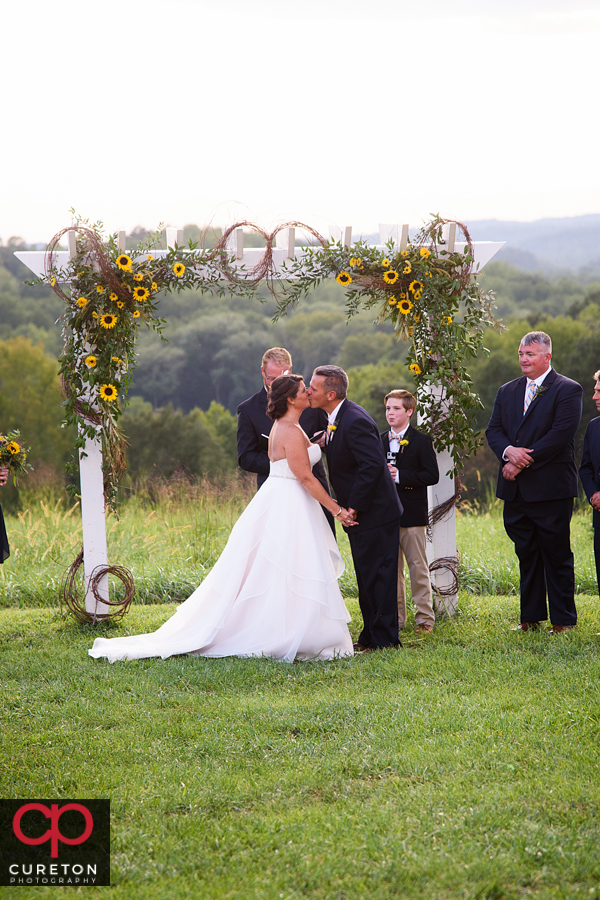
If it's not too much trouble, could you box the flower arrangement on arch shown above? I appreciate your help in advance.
[276,215,503,469]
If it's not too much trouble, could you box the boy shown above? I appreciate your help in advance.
[381,390,439,634]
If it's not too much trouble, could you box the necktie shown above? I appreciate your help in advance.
[523,381,536,415]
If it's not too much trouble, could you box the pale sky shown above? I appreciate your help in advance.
[2,0,599,243]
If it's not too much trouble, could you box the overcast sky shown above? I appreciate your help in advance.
[2,0,599,243]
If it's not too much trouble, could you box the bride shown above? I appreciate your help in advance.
[89,374,355,663]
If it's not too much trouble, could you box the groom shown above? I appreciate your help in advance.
[308,365,403,650]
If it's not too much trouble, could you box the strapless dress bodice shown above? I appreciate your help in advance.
[269,443,322,480]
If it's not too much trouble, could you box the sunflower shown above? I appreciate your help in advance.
[76,297,87,308]
[100,313,118,329]
[133,273,144,282]
[398,298,414,315]
[408,326,414,337]
[400,292,407,299]
[409,363,422,375]
[110,292,119,301]
[7,441,21,454]
[388,297,397,305]
[151,282,158,292]
[420,248,431,258]
[173,263,186,277]
[50,277,56,287]
[349,257,362,268]
[99,383,118,402]
[133,310,141,318]
[133,286,149,301]
[147,253,154,261]
[336,271,352,286]
[442,316,453,325]
[409,280,423,294]
[117,301,124,308]
[96,285,104,294]
[85,355,97,368]
[403,263,411,274]
[92,311,99,319]
[414,313,421,322]
[383,270,399,285]
[401,250,409,258]
[382,257,390,267]
[116,254,132,271]
[112,356,123,365]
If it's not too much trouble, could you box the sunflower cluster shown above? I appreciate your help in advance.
[0,429,33,484]
[278,216,502,469]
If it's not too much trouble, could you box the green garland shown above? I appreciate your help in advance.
[276,215,503,469]
[38,218,258,510]
[35,215,500,511]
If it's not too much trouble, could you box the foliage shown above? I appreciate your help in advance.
[34,219,259,510]
[0,429,32,484]
[277,217,503,469]
[120,398,238,481]
[0,337,74,510]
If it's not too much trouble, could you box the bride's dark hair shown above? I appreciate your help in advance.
[267,374,304,420]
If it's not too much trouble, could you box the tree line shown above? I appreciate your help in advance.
[2,230,600,510]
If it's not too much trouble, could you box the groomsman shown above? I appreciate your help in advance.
[381,390,439,634]
[486,331,582,632]
[236,347,333,528]
[578,369,600,595]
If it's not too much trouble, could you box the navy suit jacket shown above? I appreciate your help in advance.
[237,387,328,489]
[579,416,600,528]
[381,424,439,528]
[325,399,402,533]
[485,369,582,502]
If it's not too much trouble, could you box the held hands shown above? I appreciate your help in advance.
[334,506,358,527]
[0,467,8,487]
[590,491,600,511]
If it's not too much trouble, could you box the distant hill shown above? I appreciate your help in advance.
[361,215,600,275]
[464,215,600,272]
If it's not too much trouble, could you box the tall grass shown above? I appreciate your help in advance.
[0,473,597,609]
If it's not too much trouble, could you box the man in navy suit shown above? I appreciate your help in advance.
[308,365,403,650]
[578,369,600,596]
[486,332,582,632]
[236,347,333,528]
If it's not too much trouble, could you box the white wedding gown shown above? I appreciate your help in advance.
[89,444,354,663]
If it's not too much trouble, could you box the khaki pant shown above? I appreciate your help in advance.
[397,525,435,629]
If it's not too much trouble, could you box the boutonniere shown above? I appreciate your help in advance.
[399,439,409,446]
[534,385,548,399]
[327,423,337,442]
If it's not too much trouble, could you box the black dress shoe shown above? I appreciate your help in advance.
[353,642,369,652]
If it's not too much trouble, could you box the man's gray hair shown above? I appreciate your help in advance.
[521,331,552,353]
[314,365,348,399]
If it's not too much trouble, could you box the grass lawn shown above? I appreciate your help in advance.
[2,593,600,900]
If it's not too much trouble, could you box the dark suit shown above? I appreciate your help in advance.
[325,399,402,648]
[381,424,439,527]
[236,387,334,530]
[579,415,600,594]
[486,368,582,625]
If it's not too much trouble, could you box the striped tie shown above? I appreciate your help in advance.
[523,381,536,415]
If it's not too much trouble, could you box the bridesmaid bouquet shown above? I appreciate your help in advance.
[0,430,33,483]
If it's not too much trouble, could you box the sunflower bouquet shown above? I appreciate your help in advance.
[0,430,33,483]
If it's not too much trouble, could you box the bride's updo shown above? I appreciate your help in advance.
[267,374,304,420]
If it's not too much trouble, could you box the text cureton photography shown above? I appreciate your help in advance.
[0,800,110,887]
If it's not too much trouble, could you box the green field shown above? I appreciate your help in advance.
[1,492,600,899]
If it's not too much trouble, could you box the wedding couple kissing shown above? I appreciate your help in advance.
[90,356,403,664]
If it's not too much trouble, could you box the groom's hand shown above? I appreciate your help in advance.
[348,508,358,522]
